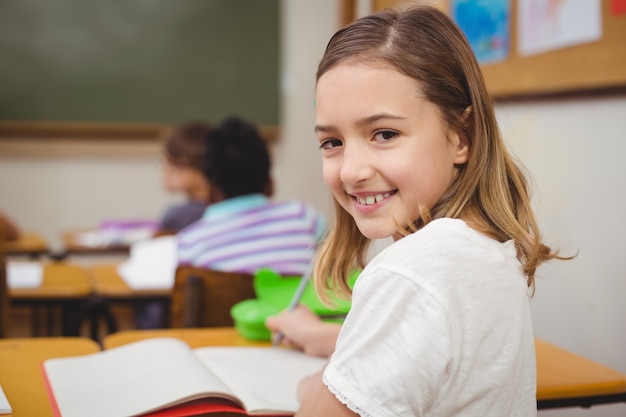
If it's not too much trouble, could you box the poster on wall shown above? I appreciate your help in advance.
[518,0,602,56]
[450,0,511,65]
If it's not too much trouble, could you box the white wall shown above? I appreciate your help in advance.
[272,0,338,216]
[0,147,178,252]
[497,96,626,373]
[0,2,624,415]
[497,96,626,416]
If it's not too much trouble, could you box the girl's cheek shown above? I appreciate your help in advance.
[321,162,337,187]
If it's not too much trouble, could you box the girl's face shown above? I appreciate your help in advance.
[315,63,468,240]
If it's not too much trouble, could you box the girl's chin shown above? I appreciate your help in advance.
[356,225,395,241]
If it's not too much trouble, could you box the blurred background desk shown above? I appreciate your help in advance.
[60,229,130,256]
[9,262,92,336]
[1,232,49,259]
[89,264,169,300]
[69,264,171,341]
[0,337,100,417]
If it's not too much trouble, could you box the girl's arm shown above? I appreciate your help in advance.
[295,370,358,417]
[265,304,340,357]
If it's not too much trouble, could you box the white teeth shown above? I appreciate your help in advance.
[356,193,390,205]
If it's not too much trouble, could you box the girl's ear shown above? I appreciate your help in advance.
[452,133,469,165]
[453,106,472,165]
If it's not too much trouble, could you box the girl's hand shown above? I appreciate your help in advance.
[265,305,340,357]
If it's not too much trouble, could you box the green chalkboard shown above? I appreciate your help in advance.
[0,0,279,125]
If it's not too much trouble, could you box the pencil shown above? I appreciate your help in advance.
[272,259,314,347]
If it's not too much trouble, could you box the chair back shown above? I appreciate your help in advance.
[170,266,256,328]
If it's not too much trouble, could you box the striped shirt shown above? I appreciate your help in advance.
[177,194,326,276]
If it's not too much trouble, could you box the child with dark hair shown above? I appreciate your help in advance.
[177,116,325,277]
[137,117,324,329]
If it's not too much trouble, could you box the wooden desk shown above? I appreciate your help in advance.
[61,230,130,255]
[89,264,170,300]
[0,232,49,259]
[0,337,100,417]
[9,263,91,300]
[63,264,172,340]
[104,329,626,410]
[103,327,269,349]
[9,263,93,336]
[536,338,626,408]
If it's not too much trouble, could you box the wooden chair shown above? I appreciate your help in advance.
[170,266,256,328]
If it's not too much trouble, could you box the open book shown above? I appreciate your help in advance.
[42,338,327,417]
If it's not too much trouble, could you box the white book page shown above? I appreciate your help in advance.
[193,347,328,414]
[44,338,236,417]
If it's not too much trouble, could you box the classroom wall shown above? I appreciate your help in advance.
[0,2,624,415]
[497,96,626,417]
[0,147,174,252]
[271,0,337,215]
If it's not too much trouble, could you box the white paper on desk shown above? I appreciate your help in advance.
[0,384,11,414]
[73,230,108,248]
[7,261,43,288]
[117,236,177,290]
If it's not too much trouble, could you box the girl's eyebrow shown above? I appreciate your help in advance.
[314,113,406,133]
[358,113,406,126]
[314,124,334,133]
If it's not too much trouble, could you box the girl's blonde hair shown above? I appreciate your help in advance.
[314,5,566,302]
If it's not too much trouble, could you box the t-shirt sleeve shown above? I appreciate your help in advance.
[158,202,205,233]
[323,268,453,417]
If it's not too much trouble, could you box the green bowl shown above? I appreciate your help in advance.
[231,268,360,341]
[230,299,280,341]
[253,268,357,314]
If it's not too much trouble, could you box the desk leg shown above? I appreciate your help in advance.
[64,296,118,342]
[46,303,55,335]
[32,305,42,336]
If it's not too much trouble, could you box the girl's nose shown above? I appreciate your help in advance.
[339,142,374,185]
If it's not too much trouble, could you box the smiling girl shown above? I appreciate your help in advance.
[287,4,567,417]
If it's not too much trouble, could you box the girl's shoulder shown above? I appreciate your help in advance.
[407,218,508,249]
[369,218,516,272]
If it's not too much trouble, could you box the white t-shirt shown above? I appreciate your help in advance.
[324,218,536,417]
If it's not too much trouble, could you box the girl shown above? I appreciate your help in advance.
[276,5,567,417]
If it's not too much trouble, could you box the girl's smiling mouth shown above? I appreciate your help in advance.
[350,191,396,206]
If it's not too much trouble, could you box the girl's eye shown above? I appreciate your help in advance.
[374,130,398,142]
[319,138,343,150]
